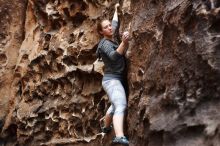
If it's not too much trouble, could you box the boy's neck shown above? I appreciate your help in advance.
[104,36,113,41]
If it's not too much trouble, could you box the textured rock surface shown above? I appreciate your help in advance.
[0,0,220,146]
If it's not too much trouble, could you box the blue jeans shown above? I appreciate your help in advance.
[102,79,127,115]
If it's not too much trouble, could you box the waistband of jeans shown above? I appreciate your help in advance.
[103,74,123,81]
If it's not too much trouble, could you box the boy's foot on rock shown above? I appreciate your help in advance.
[112,136,129,145]
[101,125,112,134]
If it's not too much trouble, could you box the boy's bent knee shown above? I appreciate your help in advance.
[114,104,127,115]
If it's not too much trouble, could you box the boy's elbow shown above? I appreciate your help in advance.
[109,52,122,61]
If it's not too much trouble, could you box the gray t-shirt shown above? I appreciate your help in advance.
[96,20,126,81]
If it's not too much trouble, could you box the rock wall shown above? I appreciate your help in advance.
[0,0,27,144]
[0,0,220,146]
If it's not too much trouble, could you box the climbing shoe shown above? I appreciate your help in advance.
[112,136,129,145]
[101,125,112,134]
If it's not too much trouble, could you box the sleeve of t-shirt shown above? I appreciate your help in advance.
[112,20,118,35]
[100,40,122,61]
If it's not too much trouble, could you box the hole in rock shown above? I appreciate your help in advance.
[63,55,78,66]
[45,34,51,41]
[209,19,220,33]
[202,0,211,10]
[0,53,7,64]
[72,12,87,26]
[63,8,70,17]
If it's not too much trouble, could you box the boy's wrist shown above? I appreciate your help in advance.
[115,3,120,9]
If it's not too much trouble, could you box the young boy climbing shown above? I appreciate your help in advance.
[96,3,130,145]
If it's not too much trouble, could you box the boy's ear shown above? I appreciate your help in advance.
[99,31,103,35]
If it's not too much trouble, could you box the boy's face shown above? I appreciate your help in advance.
[100,20,113,37]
